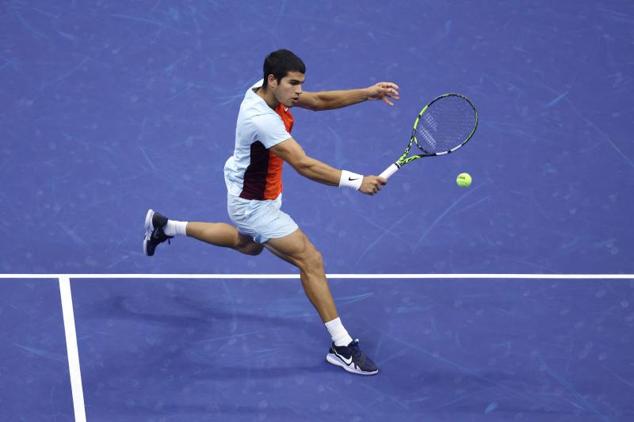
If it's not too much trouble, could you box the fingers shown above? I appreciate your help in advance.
[380,88,399,99]
[370,183,382,195]
[385,87,400,99]
[362,177,387,195]
[378,82,400,91]
[375,82,400,105]
[381,82,400,90]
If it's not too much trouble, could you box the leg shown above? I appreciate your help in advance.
[265,227,379,375]
[144,209,263,257]
[265,229,338,322]
[186,222,263,256]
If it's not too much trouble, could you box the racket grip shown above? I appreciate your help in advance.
[379,163,400,180]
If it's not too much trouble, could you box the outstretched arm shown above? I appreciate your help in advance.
[297,82,400,111]
[271,138,386,195]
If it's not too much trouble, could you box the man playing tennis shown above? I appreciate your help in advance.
[144,49,399,375]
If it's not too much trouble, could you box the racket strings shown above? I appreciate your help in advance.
[414,96,476,154]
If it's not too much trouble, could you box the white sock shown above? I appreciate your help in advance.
[325,317,353,347]
[164,220,188,237]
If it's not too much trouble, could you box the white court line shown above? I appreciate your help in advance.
[0,273,632,279]
[5,271,632,422]
[59,277,87,422]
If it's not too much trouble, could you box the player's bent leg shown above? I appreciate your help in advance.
[266,229,379,376]
[186,222,263,256]
[143,209,263,256]
[265,229,338,323]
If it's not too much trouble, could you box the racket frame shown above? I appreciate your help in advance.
[379,93,478,180]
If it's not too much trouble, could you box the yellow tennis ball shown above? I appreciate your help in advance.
[456,172,472,187]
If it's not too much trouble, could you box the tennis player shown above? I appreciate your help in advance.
[144,49,399,375]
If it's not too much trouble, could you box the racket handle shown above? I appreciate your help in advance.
[379,163,400,180]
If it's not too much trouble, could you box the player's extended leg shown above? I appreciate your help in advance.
[265,228,379,376]
[143,209,263,256]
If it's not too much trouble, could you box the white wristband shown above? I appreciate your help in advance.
[339,170,363,190]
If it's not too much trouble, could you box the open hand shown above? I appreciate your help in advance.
[367,82,400,106]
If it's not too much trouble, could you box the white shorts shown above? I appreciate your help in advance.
[226,193,298,244]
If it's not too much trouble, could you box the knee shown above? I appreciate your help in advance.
[299,248,324,272]
[241,243,264,256]
[247,244,264,256]
[236,235,264,256]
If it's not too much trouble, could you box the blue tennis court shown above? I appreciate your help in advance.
[2,1,633,421]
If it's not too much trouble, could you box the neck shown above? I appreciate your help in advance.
[257,86,279,109]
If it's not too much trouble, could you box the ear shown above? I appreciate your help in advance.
[267,74,278,88]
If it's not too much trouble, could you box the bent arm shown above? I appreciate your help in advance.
[271,137,387,195]
[271,137,341,185]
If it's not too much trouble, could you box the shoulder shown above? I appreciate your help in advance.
[249,111,286,135]
[240,101,279,124]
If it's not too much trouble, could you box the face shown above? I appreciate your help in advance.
[268,71,304,107]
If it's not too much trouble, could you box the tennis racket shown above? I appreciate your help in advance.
[379,93,478,179]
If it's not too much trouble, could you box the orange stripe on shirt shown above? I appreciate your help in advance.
[262,104,294,200]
